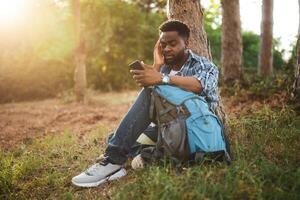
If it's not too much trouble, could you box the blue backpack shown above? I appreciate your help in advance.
[147,85,230,163]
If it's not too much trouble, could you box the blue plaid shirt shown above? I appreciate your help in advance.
[160,50,219,112]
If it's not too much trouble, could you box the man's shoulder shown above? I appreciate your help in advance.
[188,51,217,71]
[189,50,215,66]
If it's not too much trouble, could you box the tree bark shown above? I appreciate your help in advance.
[258,0,273,76]
[298,0,300,34]
[293,37,300,100]
[167,0,211,59]
[72,0,87,103]
[167,0,227,125]
[292,0,300,101]
[221,0,243,81]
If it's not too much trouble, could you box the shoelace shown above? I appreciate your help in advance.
[85,157,110,176]
[85,163,102,176]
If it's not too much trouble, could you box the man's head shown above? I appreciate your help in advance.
[159,20,190,65]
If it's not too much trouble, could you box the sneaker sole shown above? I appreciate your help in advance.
[72,168,127,188]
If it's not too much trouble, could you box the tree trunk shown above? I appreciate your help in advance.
[167,0,211,59]
[258,0,273,76]
[167,0,227,125]
[72,0,87,103]
[298,0,300,34]
[221,0,243,81]
[292,0,300,101]
[293,37,300,100]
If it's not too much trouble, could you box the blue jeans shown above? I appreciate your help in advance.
[105,87,157,164]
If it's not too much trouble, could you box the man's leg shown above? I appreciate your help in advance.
[72,87,153,187]
[105,87,153,164]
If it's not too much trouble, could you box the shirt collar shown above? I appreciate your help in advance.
[187,49,198,62]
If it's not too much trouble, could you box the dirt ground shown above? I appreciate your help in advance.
[0,91,138,150]
[0,90,285,150]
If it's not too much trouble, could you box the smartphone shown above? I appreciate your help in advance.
[128,60,144,70]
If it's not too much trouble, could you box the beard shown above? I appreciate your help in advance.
[163,48,185,65]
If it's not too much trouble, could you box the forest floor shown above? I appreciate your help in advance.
[0,89,286,150]
[0,91,138,150]
[0,88,299,199]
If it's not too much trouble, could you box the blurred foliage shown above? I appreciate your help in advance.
[220,67,294,101]
[0,0,293,103]
[242,31,287,70]
[82,0,166,91]
[286,40,297,69]
[204,0,222,63]
[130,0,166,13]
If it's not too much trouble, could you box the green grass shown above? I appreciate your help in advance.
[0,127,110,199]
[112,105,300,200]
[1,105,299,199]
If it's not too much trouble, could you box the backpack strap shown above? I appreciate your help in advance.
[149,90,156,121]
[158,105,175,116]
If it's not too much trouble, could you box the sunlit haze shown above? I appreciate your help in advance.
[0,0,26,25]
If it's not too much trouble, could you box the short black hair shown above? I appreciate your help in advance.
[159,20,190,40]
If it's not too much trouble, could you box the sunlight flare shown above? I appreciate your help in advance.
[0,0,26,24]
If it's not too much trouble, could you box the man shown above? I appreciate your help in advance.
[72,20,219,187]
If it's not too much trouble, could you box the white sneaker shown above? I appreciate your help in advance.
[72,158,126,187]
[131,154,145,170]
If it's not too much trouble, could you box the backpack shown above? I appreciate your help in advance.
[142,85,231,164]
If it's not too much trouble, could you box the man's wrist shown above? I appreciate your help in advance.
[161,73,170,84]
[157,73,164,84]
[153,63,162,71]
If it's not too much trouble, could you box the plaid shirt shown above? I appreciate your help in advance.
[160,50,219,112]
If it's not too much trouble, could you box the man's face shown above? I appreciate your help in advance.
[159,31,187,65]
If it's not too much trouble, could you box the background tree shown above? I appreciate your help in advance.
[221,0,243,81]
[292,37,300,100]
[299,0,300,34]
[292,1,300,101]
[71,0,87,103]
[258,0,274,75]
[167,0,227,125]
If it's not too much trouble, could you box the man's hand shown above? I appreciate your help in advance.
[130,61,162,87]
[153,39,164,71]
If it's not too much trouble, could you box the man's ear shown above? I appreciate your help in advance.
[184,38,189,49]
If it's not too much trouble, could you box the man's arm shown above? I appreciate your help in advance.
[131,64,202,93]
[169,61,219,95]
[169,76,202,94]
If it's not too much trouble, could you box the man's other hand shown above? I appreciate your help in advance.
[130,61,162,87]
[153,39,164,71]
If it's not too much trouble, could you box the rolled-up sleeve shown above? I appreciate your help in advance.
[192,59,219,96]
